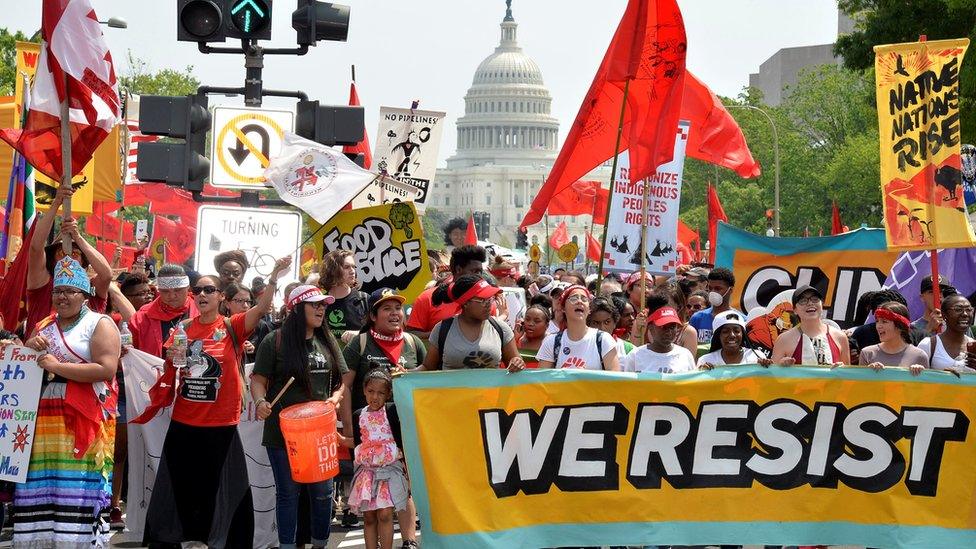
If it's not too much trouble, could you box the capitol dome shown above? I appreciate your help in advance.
[446,1,560,168]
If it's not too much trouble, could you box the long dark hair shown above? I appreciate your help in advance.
[280,302,344,397]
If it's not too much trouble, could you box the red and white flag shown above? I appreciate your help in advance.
[0,0,121,182]
[125,94,157,184]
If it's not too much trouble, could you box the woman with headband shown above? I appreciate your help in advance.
[858,301,928,375]
[537,285,620,371]
[420,274,525,372]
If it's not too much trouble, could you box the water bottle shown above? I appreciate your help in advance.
[119,321,132,348]
[171,323,188,368]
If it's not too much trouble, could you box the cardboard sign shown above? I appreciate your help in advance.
[370,107,446,210]
[0,346,44,483]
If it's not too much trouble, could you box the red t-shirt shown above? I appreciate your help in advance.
[26,280,107,337]
[165,313,251,427]
[405,286,459,333]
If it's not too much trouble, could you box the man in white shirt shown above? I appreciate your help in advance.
[622,306,696,373]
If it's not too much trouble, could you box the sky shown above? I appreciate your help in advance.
[3,0,842,166]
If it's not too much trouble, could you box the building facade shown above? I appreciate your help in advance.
[429,2,609,250]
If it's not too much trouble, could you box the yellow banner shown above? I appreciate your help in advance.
[14,41,40,127]
[395,368,976,548]
[316,203,430,305]
[874,38,976,250]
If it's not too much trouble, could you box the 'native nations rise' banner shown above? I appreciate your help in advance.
[603,121,690,275]
[714,222,901,329]
[316,202,431,305]
[395,368,976,549]
[874,38,976,249]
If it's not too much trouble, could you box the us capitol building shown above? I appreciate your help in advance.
[428,2,610,250]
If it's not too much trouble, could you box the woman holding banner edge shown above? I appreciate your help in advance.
[771,285,850,366]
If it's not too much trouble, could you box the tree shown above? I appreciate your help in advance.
[118,52,199,97]
[421,207,449,251]
[0,28,37,96]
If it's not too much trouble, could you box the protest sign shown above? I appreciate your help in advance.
[874,38,976,249]
[0,345,43,483]
[350,174,423,212]
[714,222,901,328]
[317,203,430,305]
[370,107,446,210]
[884,247,976,321]
[395,367,976,549]
[603,122,689,274]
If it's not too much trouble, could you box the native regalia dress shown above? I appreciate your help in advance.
[13,309,117,548]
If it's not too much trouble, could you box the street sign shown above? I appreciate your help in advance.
[558,242,579,263]
[529,244,541,263]
[195,206,303,293]
[210,106,294,189]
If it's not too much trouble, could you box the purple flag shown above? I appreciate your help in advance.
[884,248,976,321]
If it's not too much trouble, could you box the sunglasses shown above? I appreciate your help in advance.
[192,285,220,296]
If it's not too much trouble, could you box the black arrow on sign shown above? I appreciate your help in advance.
[228,124,270,165]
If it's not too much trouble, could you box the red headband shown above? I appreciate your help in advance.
[489,267,517,279]
[875,307,910,330]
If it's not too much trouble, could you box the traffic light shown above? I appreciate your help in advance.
[516,230,528,249]
[177,0,272,43]
[472,211,491,240]
[295,99,364,146]
[225,0,273,40]
[136,94,212,192]
[292,1,350,46]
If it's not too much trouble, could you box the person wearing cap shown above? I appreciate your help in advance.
[420,274,525,371]
[697,310,771,369]
[407,245,489,339]
[214,249,250,290]
[911,275,957,337]
[20,257,121,548]
[771,285,851,366]
[537,285,619,370]
[319,250,371,344]
[340,287,424,547]
[857,301,928,374]
[129,264,200,359]
[621,298,695,373]
[689,268,743,345]
[137,256,292,549]
[251,283,350,549]
[26,187,113,339]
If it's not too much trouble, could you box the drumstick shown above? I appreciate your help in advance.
[269,377,295,407]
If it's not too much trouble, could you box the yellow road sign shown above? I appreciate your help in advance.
[557,242,579,263]
[210,107,294,188]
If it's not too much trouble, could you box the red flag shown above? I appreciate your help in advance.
[680,72,761,178]
[549,221,570,250]
[150,215,195,265]
[86,212,134,242]
[677,219,699,250]
[549,181,610,223]
[831,201,844,235]
[707,183,727,263]
[0,0,121,181]
[586,231,602,263]
[0,224,35,330]
[465,213,478,245]
[95,240,136,268]
[521,0,687,229]
[342,81,372,169]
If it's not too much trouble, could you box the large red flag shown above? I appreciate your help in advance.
[681,72,761,178]
[0,0,121,181]
[86,211,134,242]
[342,81,372,169]
[465,213,478,245]
[707,184,727,263]
[150,215,195,265]
[0,224,35,330]
[549,181,610,223]
[831,201,844,235]
[549,221,570,250]
[521,0,687,229]
[586,231,602,263]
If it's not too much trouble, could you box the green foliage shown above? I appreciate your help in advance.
[0,28,37,96]
[389,202,415,239]
[421,208,450,251]
[118,52,199,97]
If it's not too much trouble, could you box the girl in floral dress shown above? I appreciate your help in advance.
[340,368,410,549]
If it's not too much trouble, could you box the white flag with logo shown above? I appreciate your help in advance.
[264,132,378,224]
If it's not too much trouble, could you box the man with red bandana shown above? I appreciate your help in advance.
[129,264,199,357]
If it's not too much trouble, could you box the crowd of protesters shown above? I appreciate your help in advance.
[1,206,975,549]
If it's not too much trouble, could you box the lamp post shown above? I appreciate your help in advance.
[31,16,128,40]
[726,104,780,236]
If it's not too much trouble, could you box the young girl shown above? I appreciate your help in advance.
[341,368,411,549]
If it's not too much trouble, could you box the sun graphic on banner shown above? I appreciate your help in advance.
[12,425,30,453]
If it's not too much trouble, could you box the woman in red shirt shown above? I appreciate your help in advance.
[137,256,292,548]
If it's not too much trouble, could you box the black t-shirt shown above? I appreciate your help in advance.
[326,291,369,333]
[342,332,426,412]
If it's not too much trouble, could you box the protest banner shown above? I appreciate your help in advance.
[317,202,431,305]
[603,122,689,275]
[0,345,43,483]
[714,222,901,328]
[884,247,976,321]
[122,349,278,548]
[394,367,976,549]
[370,106,446,210]
[350,174,423,212]
[874,38,976,250]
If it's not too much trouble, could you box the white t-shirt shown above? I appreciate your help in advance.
[622,345,696,373]
[697,348,765,367]
[546,320,560,335]
[917,335,975,371]
[536,327,616,370]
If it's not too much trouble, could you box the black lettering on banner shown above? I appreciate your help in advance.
[627,403,694,489]
[685,401,757,488]
[832,403,905,493]
[322,217,423,293]
[746,399,810,490]
[901,407,969,497]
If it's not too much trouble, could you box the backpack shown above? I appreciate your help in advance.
[436,316,506,370]
[552,329,605,370]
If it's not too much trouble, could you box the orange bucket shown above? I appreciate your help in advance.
[279,400,339,483]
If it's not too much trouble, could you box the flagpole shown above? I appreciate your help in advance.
[60,70,71,254]
[596,78,631,288]
[544,213,551,270]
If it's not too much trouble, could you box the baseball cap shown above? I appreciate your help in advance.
[685,266,709,280]
[648,306,681,327]
[791,284,824,306]
[287,285,335,309]
[712,310,746,333]
[451,277,502,305]
[368,287,406,312]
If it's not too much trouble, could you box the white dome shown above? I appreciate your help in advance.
[473,51,544,86]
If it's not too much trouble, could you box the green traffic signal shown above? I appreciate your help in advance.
[229,0,271,37]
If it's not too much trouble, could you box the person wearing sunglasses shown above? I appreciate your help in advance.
[252,284,350,549]
[137,256,292,549]
[19,258,121,548]
[537,285,620,371]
